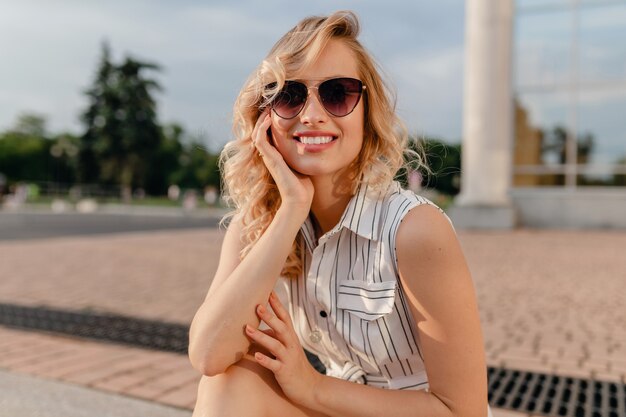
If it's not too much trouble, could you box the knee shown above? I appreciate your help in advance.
[193,352,276,417]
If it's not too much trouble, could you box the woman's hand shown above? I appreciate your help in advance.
[252,109,314,216]
[244,291,323,407]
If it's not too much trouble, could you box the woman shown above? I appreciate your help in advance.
[189,10,493,417]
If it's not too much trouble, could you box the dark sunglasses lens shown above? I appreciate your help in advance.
[319,78,363,117]
[273,81,307,119]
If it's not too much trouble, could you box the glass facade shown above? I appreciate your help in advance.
[513,0,626,187]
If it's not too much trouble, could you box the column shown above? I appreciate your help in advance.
[449,0,517,229]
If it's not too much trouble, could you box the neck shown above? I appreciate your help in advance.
[309,173,355,237]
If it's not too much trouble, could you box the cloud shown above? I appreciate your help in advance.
[388,47,465,140]
[0,1,467,146]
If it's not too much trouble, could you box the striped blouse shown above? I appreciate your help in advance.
[276,182,443,389]
[269,180,492,416]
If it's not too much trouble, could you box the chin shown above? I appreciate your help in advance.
[291,166,328,177]
[285,161,334,177]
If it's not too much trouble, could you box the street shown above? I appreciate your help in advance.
[0,211,222,241]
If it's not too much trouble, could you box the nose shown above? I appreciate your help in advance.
[299,88,328,125]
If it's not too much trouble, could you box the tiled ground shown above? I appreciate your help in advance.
[0,227,625,414]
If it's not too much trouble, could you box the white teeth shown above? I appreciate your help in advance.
[298,136,334,144]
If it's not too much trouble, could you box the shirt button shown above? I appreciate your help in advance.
[319,310,327,318]
[309,329,322,343]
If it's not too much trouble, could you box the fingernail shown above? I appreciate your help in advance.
[246,324,254,333]
[257,305,265,314]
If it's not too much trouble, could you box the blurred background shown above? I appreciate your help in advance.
[0,0,468,211]
[1,1,625,416]
[1,1,624,213]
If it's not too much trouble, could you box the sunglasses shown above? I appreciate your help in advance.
[266,77,366,119]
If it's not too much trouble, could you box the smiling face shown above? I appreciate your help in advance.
[269,39,365,183]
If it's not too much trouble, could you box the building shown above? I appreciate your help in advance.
[449,0,626,228]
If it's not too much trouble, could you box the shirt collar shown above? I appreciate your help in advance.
[300,182,388,252]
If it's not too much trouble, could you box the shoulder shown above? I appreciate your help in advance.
[382,181,436,208]
[390,187,469,299]
[379,182,455,240]
[394,197,472,321]
[395,202,457,253]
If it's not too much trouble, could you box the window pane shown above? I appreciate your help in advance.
[516,0,570,10]
[515,10,572,88]
[579,4,626,82]
[578,173,626,186]
[513,174,566,187]
[514,93,572,186]
[577,89,626,167]
[515,92,570,165]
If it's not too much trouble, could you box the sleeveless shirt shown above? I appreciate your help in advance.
[268,180,493,416]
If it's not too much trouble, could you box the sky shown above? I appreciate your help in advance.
[0,0,466,152]
[1,1,624,164]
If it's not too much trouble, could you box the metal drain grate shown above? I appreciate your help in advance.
[0,302,327,374]
[1,303,625,416]
[488,367,626,416]
[0,303,189,353]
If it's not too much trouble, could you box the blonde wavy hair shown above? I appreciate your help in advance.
[219,10,428,279]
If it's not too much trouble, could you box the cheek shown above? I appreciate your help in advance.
[270,119,294,148]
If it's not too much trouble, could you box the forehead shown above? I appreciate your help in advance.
[296,39,360,81]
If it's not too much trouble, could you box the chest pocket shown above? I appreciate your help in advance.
[336,279,397,321]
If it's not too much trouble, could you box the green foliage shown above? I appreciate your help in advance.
[169,142,220,191]
[13,113,48,137]
[0,131,52,182]
[79,41,163,193]
[420,138,462,195]
[0,112,81,186]
[395,136,461,196]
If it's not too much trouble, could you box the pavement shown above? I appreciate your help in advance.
[0,368,190,417]
[0,206,625,416]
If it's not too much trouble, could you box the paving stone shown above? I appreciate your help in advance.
[1,227,625,413]
[0,368,191,417]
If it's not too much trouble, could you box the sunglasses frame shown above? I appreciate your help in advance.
[267,77,366,120]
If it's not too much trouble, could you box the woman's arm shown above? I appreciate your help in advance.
[189,110,314,377]
[188,206,307,376]
[248,204,489,417]
[401,203,488,415]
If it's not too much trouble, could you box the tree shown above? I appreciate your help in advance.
[613,156,626,186]
[144,123,185,195]
[0,113,81,188]
[540,125,595,185]
[541,125,594,165]
[167,127,220,191]
[78,43,113,185]
[396,137,461,196]
[0,132,51,183]
[0,113,52,183]
[13,112,47,137]
[79,41,163,195]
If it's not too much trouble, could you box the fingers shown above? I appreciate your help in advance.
[251,110,273,158]
[253,351,282,373]
[252,113,285,175]
[256,304,290,339]
[252,111,271,143]
[260,328,277,338]
[245,323,285,358]
[246,296,297,353]
[268,291,292,326]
